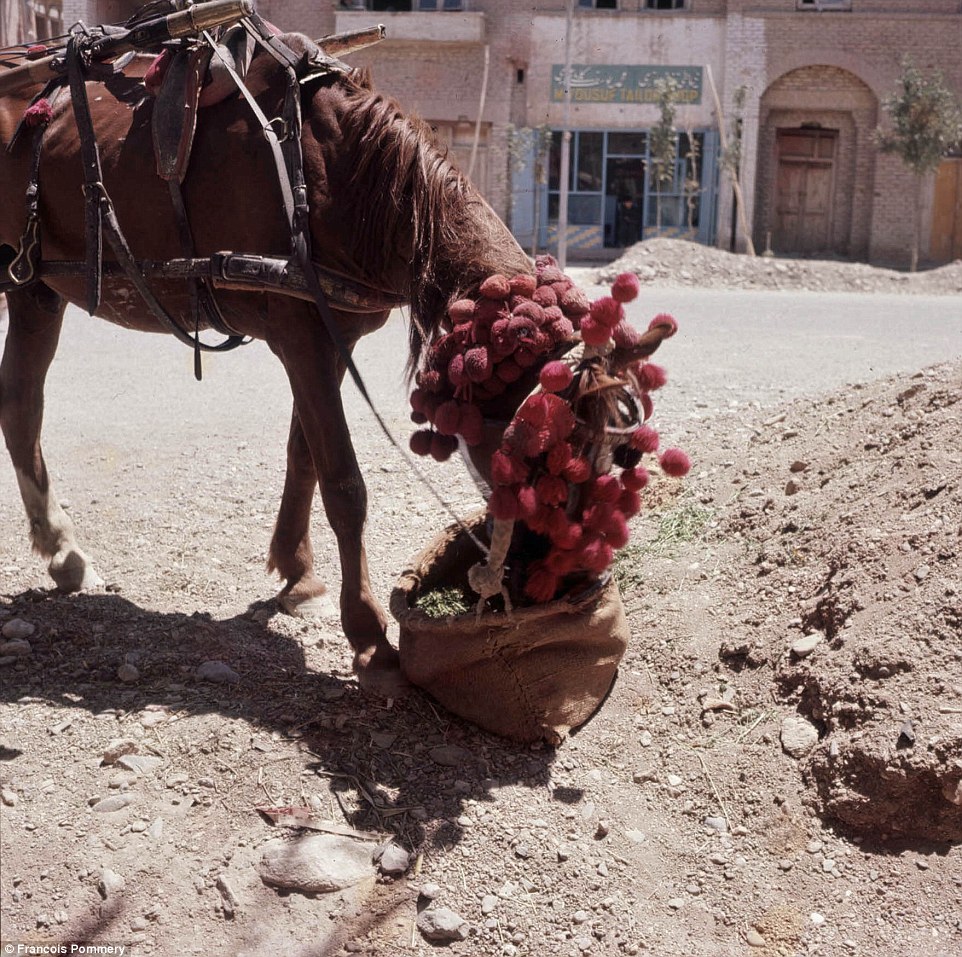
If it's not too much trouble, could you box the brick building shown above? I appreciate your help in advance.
[13,0,962,266]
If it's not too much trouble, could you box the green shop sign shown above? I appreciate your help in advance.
[551,65,703,105]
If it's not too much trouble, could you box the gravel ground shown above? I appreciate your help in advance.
[1,244,960,956]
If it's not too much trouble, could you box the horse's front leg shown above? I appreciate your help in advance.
[267,406,336,618]
[267,313,408,698]
[0,284,103,591]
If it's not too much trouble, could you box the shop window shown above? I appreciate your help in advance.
[796,0,852,9]
[645,0,686,10]
[578,0,618,9]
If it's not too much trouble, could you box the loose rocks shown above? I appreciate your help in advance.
[780,716,819,758]
[258,836,374,894]
[416,907,469,942]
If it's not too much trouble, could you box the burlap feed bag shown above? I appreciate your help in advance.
[390,516,629,745]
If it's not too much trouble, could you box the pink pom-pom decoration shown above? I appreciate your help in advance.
[621,466,650,492]
[611,321,640,349]
[589,296,623,330]
[660,448,691,477]
[649,313,678,337]
[508,274,537,298]
[533,285,558,308]
[480,274,511,300]
[447,353,467,388]
[434,400,462,437]
[579,315,611,347]
[429,433,457,462]
[559,287,591,317]
[610,272,641,303]
[24,97,53,127]
[491,450,528,486]
[634,362,668,391]
[409,430,432,456]
[592,474,622,504]
[629,425,660,454]
[464,346,492,383]
[539,360,574,394]
[448,299,476,323]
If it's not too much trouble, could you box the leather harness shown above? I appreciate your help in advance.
[4,13,407,380]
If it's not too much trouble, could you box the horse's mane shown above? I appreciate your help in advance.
[333,69,508,375]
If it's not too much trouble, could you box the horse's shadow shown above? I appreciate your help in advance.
[0,586,559,855]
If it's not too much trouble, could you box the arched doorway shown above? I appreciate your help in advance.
[756,65,878,259]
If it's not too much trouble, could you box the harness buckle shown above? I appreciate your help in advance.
[265,116,290,142]
[7,214,40,286]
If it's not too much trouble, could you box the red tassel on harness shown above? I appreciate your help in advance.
[24,98,53,127]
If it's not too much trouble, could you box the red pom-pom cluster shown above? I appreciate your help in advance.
[407,255,589,460]
[409,262,690,602]
[23,97,53,127]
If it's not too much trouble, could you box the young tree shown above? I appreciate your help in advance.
[705,67,755,256]
[649,77,679,232]
[876,57,962,271]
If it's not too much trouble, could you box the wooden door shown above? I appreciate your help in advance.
[773,129,837,255]
[931,158,962,264]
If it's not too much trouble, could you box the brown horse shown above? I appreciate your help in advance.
[0,31,534,697]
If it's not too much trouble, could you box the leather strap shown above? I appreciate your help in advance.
[65,34,104,315]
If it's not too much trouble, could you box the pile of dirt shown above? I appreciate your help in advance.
[708,361,962,842]
[596,238,962,295]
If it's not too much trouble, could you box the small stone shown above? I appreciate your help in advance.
[791,633,824,658]
[416,907,469,942]
[116,754,163,775]
[624,829,646,844]
[117,663,140,683]
[102,739,139,766]
[146,818,164,840]
[514,844,531,859]
[99,867,125,899]
[594,820,610,839]
[259,835,374,893]
[0,639,31,657]
[2,618,35,640]
[419,882,441,900]
[811,912,826,926]
[556,846,571,862]
[195,660,240,684]
[703,816,728,833]
[822,858,836,872]
[1,788,18,807]
[746,928,766,947]
[780,716,819,758]
[91,795,134,813]
[666,774,683,787]
[481,894,498,915]
[784,480,800,496]
[914,564,930,582]
[572,910,590,924]
[789,461,808,473]
[806,840,823,854]
[667,898,685,910]
[377,842,410,877]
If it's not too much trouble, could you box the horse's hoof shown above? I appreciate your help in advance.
[277,586,337,620]
[48,548,103,592]
[353,646,411,699]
